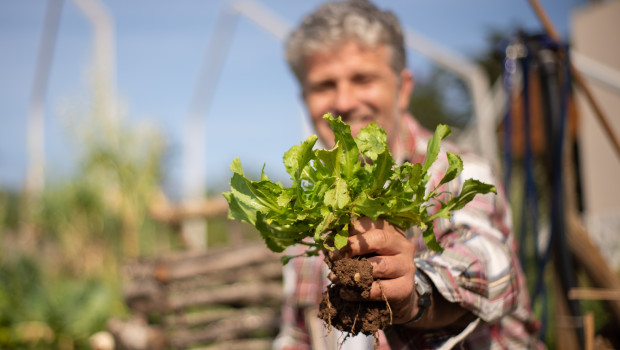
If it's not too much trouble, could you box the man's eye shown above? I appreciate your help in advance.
[310,84,333,92]
[353,75,374,85]
[309,81,334,93]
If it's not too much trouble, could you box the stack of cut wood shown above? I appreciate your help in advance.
[109,243,284,350]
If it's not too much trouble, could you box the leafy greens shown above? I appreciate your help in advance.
[223,114,496,263]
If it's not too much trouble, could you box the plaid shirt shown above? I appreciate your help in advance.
[273,115,544,350]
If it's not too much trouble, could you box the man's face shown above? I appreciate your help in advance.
[301,40,413,148]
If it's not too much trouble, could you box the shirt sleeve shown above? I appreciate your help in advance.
[417,153,521,323]
[385,153,524,349]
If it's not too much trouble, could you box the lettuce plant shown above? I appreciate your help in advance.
[223,114,495,263]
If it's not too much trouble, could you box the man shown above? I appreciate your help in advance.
[274,1,543,349]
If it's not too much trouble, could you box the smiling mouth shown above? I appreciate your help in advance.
[341,115,374,134]
[339,113,374,123]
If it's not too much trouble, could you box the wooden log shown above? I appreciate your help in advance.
[124,278,167,314]
[116,241,287,349]
[568,288,620,301]
[165,308,245,328]
[168,308,279,349]
[194,339,272,350]
[123,242,270,278]
[121,243,284,312]
[165,307,275,329]
[167,281,283,311]
[567,211,620,321]
[167,260,283,292]
[584,312,594,350]
[190,339,272,350]
[155,244,280,283]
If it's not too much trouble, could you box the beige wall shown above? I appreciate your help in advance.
[571,0,620,268]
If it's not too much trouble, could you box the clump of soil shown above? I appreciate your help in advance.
[318,257,392,336]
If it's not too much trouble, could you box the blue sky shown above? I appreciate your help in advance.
[0,0,585,198]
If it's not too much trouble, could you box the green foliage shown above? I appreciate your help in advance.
[0,91,173,348]
[0,191,19,232]
[474,28,511,85]
[0,256,120,349]
[224,114,496,262]
[410,67,473,131]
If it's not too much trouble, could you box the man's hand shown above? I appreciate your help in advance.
[330,216,418,324]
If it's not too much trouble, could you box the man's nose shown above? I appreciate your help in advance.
[333,83,357,117]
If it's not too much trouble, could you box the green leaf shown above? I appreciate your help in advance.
[355,123,387,162]
[422,124,451,173]
[384,204,423,230]
[255,213,288,253]
[429,179,497,221]
[222,191,256,225]
[324,177,350,209]
[225,170,284,224]
[277,188,295,207]
[260,164,270,182]
[353,192,390,221]
[316,148,339,177]
[334,224,349,250]
[438,152,463,187]
[325,114,360,179]
[405,162,425,198]
[283,135,318,185]
[314,210,335,242]
[447,178,496,211]
[370,149,394,192]
[230,157,245,176]
[423,222,444,252]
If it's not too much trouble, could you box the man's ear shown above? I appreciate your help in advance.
[397,68,414,113]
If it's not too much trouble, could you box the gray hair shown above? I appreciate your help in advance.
[285,0,407,83]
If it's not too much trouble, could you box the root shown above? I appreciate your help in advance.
[337,303,361,350]
[350,303,361,333]
[337,330,352,350]
[319,258,393,342]
[377,280,393,325]
[325,287,333,335]
[373,332,380,350]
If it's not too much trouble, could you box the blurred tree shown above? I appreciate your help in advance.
[409,66,473,132]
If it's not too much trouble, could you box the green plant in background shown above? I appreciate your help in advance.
[0,257,116,349]
[62,96,168,258]
[0,92,174,348]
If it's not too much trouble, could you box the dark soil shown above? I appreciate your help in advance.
[317,257,392,336]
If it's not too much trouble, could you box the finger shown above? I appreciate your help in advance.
[367,276,414,302]
[350,216,375,234]
[367,255,413,279]
[348,229,412,257]
[339,277,412,302]
[371,278,417,323]
[338,272,414,302]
